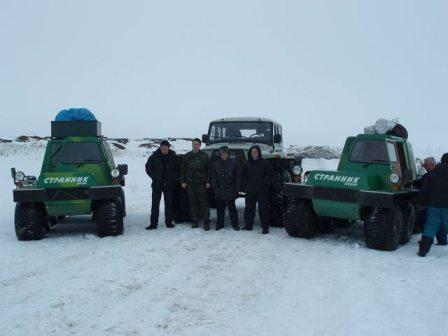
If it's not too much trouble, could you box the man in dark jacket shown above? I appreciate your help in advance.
[212,146,240,231]
[418,153,448,257]
[414,157,447,244]
[145,140,179,230]
[241,145,273,234]
[181,138,211,230]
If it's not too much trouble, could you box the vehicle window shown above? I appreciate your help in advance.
[349,140,389,163]
[61,142,102,164]
[50,142,63,166]
[208,121,273,144]
[387,142,398,163]
[103,140,116,167]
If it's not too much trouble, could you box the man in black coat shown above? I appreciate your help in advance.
[413,157,447,244]
[211,146,240,231]
[418,153,448,257]
[241,145,273,234]
[145,140,179,230]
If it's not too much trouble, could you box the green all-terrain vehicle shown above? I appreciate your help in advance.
[283,122,419,251]
[11,109,128,240]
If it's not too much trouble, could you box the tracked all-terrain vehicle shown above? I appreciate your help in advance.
[284,120,419,251]
[199,117,303,226]
[11,109,128,240]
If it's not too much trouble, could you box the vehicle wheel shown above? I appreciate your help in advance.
[119,188,127,217]
[319,216,335,234]
[15,203,46,241]
[284,198,319,238]
[364,206,403,251]
[333,218,352,228]
[97,201,124,237]
[386,123,408,140]
[270,170,292,227]
[400,203,416,244]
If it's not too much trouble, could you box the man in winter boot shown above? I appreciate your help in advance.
[212,146,241,231]
[418,153,448,257]
[181,138,211,231]
[145,140,179,230]
[241,145,273,234]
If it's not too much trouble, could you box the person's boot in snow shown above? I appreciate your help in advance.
[232,224,240,231]
[215,224,224,231]
[191,222,199,228]
[204,219,211,231]
[242,225,253,231]
[166,223,175,228]
[262,228,269,234]
[418,236,433,257]
[145,224,157,230]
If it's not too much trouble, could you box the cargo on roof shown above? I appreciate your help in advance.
[51,108,101,138]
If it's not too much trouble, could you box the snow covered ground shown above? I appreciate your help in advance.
[1,146,448,336]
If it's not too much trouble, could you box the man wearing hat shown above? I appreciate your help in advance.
[145,140,180,230]
[211,146,241,231]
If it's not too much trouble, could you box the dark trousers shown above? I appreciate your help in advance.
[186,184,210,223]
[151,186,174,227]
[216,199,239,228]
[436,224,447,245]
[244,192,270,230]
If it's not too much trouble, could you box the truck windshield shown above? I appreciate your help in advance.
[208,121,273,144]
[61,142,102,164]
[349,140,390,164]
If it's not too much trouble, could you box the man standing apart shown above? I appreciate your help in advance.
[241,145,273,234]
[418,153,448,257]
[145,140,179,230]
[181,138,211,230]
[212,146,240,231]
[414,157,447,244]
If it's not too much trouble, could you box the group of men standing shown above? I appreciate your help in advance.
[145,138,273,234]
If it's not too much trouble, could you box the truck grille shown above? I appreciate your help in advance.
[45,187,90,201]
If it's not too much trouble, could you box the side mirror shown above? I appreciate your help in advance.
[118,164,128,176]
[202,134,209,143]
[11,167,16,179]
[274,134,282,144]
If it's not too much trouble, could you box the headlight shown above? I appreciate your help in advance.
[292,165,303,176]
[15,171,25,181]
[389,173,400,184]
[111,168,120,178]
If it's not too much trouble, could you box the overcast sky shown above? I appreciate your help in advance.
[1,1,446,148]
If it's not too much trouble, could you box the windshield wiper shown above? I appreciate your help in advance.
[77,159,99,167]
[363,159,389,167]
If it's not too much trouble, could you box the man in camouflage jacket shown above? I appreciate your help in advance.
[181,138,211,230]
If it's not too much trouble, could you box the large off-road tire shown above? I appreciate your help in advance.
[386,123,408,140]
[318,216,336,234]
[333,218,352,228]
[15,203,46,241]
[119,188,127,217]
[400,203,416,244]
[97,201,124,237]
[364,206,403,251]
[270,170,292,227]
[284,198,319,238]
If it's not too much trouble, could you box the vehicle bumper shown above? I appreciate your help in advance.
[283,183,419,208]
